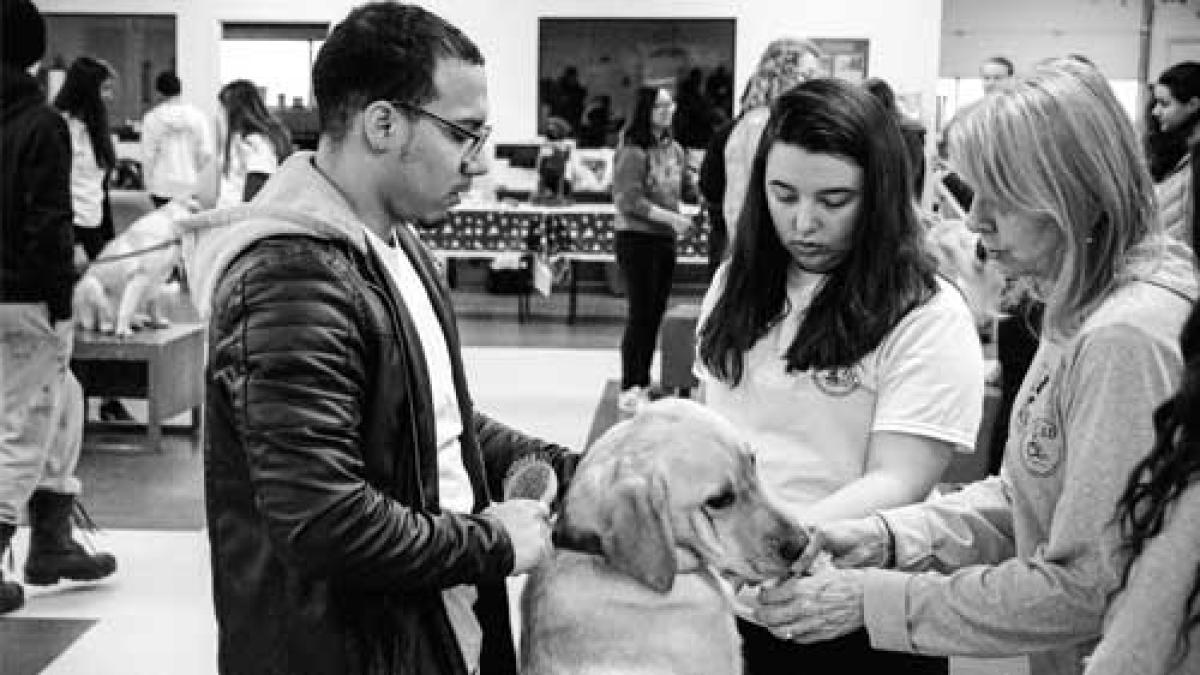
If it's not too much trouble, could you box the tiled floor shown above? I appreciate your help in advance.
[1,298,1026,675]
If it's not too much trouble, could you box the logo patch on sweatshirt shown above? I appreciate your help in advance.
[1021,417,1061,475]
[812,365,862,397]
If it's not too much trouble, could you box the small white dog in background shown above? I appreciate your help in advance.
[74,198,199,337]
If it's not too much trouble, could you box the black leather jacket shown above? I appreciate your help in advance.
[204,228,576,675]
[0,65,75,319]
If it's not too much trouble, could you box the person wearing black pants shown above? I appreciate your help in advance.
[610,86,695,413]
[615,230,676,398]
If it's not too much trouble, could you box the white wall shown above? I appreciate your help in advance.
[941,0,1200,83]
[36,0,943,143]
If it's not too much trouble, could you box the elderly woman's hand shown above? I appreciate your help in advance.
[753,566,868,643]
[793,515,893,574]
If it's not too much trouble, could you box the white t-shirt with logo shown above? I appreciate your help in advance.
[696,265,985,519]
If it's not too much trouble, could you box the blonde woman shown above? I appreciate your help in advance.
[721,38,823,248]
[750,59,1197,675]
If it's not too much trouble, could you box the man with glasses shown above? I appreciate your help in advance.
[186,4,577,674]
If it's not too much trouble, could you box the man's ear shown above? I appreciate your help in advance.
[361,101,410,154]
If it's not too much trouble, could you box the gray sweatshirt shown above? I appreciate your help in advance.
[860,236,1198,675]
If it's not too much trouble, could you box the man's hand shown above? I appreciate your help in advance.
[670,212,694,237]
[483,499,552,575]
[794,515,892,574]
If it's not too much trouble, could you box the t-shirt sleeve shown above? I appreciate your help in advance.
[244,133,279,175]
[873,285,986,451]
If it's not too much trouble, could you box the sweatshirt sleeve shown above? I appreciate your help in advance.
[866,324,1180,657]
[612,145,655,219]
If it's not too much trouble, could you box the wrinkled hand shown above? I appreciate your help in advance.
[484,499,552,575]
[794,515,892,574]
[753,567,867,644]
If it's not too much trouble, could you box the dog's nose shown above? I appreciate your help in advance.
[777,533,806,564]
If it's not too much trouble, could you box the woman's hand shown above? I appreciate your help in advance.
[669,212,694,237]
[795,515,893,573]
[753,567,868,643]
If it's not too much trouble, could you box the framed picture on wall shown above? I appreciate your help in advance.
[812,38,869,83]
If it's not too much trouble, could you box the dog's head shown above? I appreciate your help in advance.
[556,398,807,593]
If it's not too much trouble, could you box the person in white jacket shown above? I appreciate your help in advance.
[742,58,1197,675]
[140,71,211,207]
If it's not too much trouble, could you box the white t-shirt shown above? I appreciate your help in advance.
[361,225,481,673]
[217,132,278,207]
[64,115,107,228]
[696,265,985,520]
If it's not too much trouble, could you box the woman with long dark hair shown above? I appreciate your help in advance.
[755,59,1196,675]
[214,79,291,206]
[697,78,985,673]
[611,85,694,412]
[1085,150,1200,675]
[53,56,116,261]
[1148,61,1200,244]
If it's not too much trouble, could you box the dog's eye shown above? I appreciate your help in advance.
[705,490,735,510]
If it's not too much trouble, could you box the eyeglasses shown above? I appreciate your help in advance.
[392,100,491,164]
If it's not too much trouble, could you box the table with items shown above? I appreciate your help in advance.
[416,203,710,322]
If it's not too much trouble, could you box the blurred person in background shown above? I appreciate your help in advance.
[209,79,292,207]
[612,85,696,412]
[1148,61,1200,245]
[1,0,118,617]
[723,38,824,254]
[140,70,212,207]
[54,55,133,423]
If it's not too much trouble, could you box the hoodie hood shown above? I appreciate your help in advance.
[1124,233,1198,303]
[177,151,377,320]
[153,98,203,132]
[1,65,45,124]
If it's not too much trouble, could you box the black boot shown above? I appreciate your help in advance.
[24,491,116,586]
[0,523,25,613]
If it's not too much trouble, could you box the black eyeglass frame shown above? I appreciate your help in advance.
[391,100,492,164]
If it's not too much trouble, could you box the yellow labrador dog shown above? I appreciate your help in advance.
[74,199,196,337]
[520,398,806,675]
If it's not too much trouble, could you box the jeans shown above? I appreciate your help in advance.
[0,304,83,525]
[615,230,676,390]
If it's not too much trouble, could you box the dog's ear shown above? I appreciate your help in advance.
[600,460,676,593]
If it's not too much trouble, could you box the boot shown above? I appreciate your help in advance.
[23,490,116,586]
[0,523,25,613]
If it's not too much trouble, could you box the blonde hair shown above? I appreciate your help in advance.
[947,57,1159,338]
[737,38,824,116]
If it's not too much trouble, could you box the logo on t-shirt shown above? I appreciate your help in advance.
[1021,417,1061,475]
[811,365,862,397]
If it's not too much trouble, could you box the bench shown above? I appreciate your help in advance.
[71,323,205,453]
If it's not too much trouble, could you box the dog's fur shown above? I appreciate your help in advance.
[519,398,806,675]
[74,200,195,337]
[926,216,1006,333]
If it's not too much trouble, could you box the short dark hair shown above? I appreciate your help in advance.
[699,79,937,382]
[312,2,484,140]
[984,55,1015,76]
[1,0,46,69]
[155,71,181,96]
